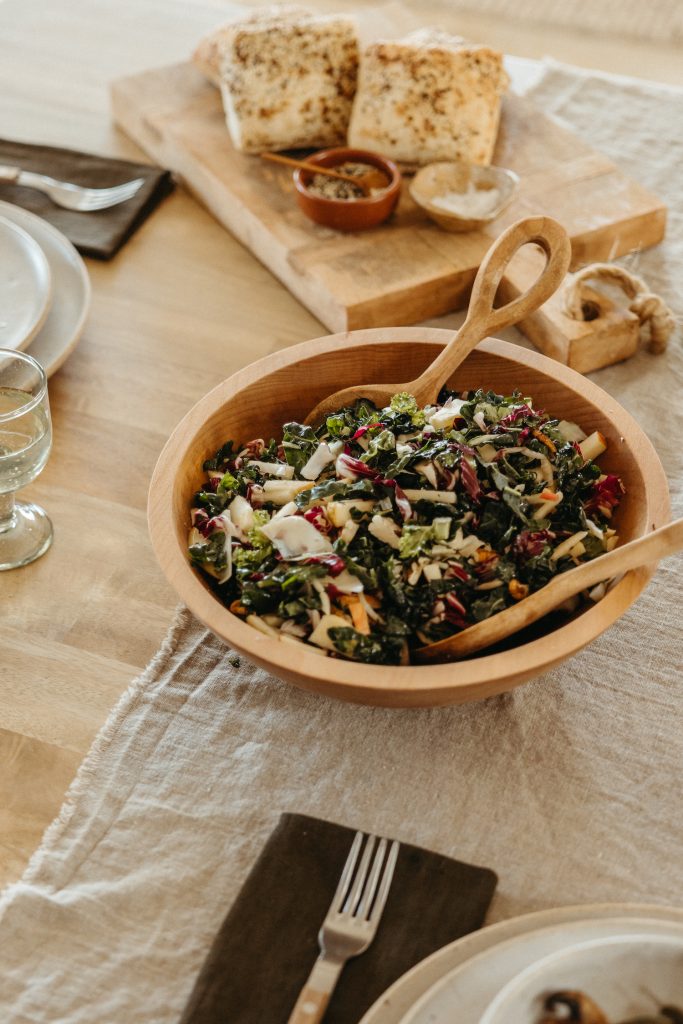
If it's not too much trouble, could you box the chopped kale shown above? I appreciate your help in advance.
[189,387,623,664]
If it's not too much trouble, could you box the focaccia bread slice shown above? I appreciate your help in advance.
[348,28,509,166]
[192,5,309,87]
[216,11,359,153]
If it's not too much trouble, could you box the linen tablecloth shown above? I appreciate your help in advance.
[1,62,682,1024]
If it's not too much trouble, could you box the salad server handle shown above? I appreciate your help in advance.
[417,517,683,662]
[408,216,572,407]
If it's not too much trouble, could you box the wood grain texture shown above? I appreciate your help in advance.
[0,0,325,889]
[110,62,666,333]
[304,216,572,422]
[0,729,83,882]
[419,518,683,661]
[147,328,670,708]
[501,245,642,371]
[1,0,680,888]
[287,985,332,1024]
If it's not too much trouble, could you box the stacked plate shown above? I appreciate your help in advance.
[0,202,90,375]
[362,903,683,1024]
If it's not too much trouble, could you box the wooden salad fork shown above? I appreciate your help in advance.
[417,517,683,662]
[287,831,400,1024]
[304,215,572,426]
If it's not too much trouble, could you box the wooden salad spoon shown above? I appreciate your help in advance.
[304,215,573,426]
[260,151,389,196]
[416,517,683,662]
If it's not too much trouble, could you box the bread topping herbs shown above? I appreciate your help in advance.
[189,388,624,665]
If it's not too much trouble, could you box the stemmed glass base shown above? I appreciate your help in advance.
[0,495,53,570]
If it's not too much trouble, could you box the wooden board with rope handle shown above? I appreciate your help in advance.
[499,246,675,373]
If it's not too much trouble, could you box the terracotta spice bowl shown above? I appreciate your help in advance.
[293,146,401,231]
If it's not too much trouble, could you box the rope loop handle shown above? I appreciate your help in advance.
[562,262,676,354]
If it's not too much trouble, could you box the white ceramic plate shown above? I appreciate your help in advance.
[0,215,52,350]
[0,201,90,376]
[399,917,683,1024]
[480,928,683,1024]
[359,904,683,1024]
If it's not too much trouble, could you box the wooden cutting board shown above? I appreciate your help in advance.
[111,62,666,334]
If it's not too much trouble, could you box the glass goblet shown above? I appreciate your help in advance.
[0,349,53,570]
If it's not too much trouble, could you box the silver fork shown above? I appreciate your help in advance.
[287,831,400,1024]
[0,165,145,212]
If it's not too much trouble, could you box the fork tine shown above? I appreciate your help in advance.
[85,189,135,205]
[81,195,134,211]
[369,839,400,923]
[88,178,146,197]
[100,180,145,199]
[343,833,376,915]
[91,183,144,200]
[113,177,146,192]
[79,191,142,212]
[357,837,388,919]
[331,831,363,913]
[78,179,146,209]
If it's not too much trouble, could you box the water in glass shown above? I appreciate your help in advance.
[0,386,52,493]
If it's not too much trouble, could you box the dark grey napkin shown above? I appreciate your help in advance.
[179,812,498,1024]
[0,138,174,259]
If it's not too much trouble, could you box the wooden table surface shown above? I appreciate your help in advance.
[1,0,682,889]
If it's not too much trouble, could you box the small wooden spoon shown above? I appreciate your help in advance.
[260,152,389,196]
[416,517,683,662]
[304,215,572,426]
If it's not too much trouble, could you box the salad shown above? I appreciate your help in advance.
[188,388,624,665]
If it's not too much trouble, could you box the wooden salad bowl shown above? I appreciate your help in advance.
[148,327,669,707]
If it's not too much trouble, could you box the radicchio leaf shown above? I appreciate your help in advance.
[583,474,624,518]
[511,529,554,562]
[336,454,412,520]
[337,453,379,479]
[459,457,483,503]
[498,403,536,427]
[301,553,346,576]
[303,506,332,535]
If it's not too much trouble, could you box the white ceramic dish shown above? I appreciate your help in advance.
[398,917,683,1024]
[480,929,683,1024]
[0,201,90,376]
[0,214,52,350]
[359,904,683,1024]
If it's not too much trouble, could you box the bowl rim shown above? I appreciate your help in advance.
[293,146,402,208]
[148,327,670,707]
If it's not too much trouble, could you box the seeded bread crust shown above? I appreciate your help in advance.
[192,5,309,87]
[348,28,509,166]
[217,13,359,153]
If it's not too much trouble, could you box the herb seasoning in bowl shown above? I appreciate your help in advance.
[306,162,389,201]
[294,147,401,231]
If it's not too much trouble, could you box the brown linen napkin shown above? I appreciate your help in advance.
[179,812,498,1024]
[0,138,174,259]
